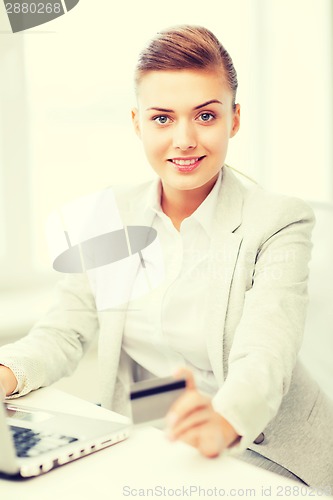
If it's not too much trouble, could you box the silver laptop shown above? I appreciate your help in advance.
[0,399,130,478]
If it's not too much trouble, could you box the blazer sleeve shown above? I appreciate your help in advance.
[0,272,99,398]
[212,195,315,454]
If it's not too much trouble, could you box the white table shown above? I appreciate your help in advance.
[1,387,331,500]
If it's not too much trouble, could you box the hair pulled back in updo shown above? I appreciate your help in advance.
[134,25,238,109]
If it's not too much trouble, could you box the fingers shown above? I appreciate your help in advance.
[168,415,226,458]
[197,425,226,458]
[167,388,210,428]
[0,366,17,397]
[163,368,231,458]
[166,391,227,458]
[167,406,211,440]
[166,368,228,458]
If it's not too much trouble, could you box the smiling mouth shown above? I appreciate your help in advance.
[168,156,205,172]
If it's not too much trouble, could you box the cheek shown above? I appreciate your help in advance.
[202,127,229,154]
[142,129,169,157]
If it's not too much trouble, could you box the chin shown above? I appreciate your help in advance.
[172,181,213,194]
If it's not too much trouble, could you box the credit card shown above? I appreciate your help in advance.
[130,376,186,428]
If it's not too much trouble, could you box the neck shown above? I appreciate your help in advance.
[161,174,218,229]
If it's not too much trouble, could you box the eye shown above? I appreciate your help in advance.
[198,112,215,122]
[153,115,171,125]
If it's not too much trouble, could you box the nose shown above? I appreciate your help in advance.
[172,121,197,151]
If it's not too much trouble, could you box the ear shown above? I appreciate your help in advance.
[131,107,141,139]
[230,103,240,138]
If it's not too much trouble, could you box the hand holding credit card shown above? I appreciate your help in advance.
[130,376,186,428]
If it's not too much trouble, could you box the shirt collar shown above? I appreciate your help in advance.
[144,169,223,238]
[143,176,163,218]
[191,169,222,237]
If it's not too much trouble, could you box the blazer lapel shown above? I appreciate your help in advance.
[205,167,244,385]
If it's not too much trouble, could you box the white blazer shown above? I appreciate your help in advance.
[1,166,332,488]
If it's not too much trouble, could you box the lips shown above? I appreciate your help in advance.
[168,156,205,173]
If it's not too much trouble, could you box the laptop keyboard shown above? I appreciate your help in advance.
[11,425,78,458]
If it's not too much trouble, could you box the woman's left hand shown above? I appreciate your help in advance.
[165,368,240,458]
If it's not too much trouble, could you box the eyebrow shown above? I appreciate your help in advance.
[145,99,223,113]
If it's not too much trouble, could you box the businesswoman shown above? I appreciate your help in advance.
[0,25,332,489]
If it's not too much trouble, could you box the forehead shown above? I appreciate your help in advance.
[136,69,232,108]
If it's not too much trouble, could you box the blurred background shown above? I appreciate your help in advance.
[0,0,332,401]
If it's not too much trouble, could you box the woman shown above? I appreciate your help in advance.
[0,25,332,489]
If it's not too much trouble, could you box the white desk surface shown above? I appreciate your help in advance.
[1,387,331,500]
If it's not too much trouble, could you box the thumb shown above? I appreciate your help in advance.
[173,367,196,391]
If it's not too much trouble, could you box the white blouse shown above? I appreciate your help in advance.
[123,171,222,396]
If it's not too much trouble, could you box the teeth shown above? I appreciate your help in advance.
[172,158,199,166]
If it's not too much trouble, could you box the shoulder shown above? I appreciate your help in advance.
[223,166,315,235]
